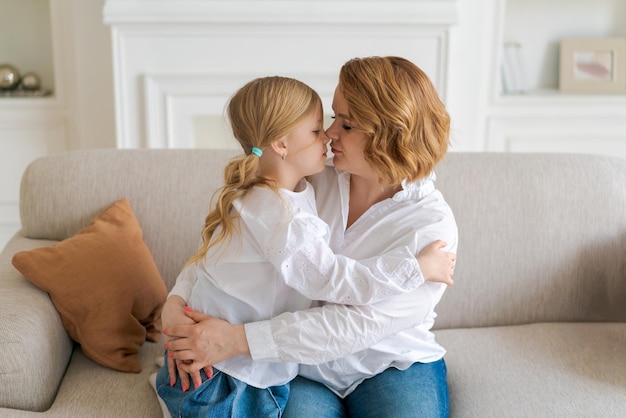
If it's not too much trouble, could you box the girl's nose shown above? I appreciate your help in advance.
[324,118,335,139]
[324,126,335,143]
[322,131,330,144]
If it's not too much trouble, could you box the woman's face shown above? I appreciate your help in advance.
[326,86,371,178]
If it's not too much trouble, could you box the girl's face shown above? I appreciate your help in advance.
[285,105,329,179]
[325,86,371,178]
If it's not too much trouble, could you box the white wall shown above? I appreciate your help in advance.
[70,0,116,149]
[446,1,493,152]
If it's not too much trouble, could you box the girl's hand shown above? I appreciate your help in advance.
[417,240,456,286]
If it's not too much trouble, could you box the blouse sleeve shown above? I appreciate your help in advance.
[251,210,425,305]
[168,264,198,302]
[245,283,443,364]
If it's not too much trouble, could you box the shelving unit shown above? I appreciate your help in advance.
[0,0,69,250]
[0,0,56,96]
[484,0,626,157]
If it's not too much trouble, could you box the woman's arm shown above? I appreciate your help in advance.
[247,283,441,364]
[166,282,438,372]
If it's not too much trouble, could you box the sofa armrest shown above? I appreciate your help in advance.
[0,232,73,412]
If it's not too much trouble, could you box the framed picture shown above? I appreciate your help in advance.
[559,38,626,94]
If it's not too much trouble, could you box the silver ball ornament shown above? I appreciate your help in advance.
[21,73,41,90]
[0,64,21,90]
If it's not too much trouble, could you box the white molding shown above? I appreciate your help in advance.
[104,1,459,25]
[104,0,459,149]
[113,27,451,148]
[486,115,626,158]
[144,72,338,149]
[110,26,132,148]
[491,93,626,117]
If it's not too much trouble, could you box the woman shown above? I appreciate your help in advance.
[165,56,457,418]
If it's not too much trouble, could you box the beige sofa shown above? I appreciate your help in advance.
[1,149,625,417]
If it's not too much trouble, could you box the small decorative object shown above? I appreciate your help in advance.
[0,64,21,90]
[20,72,41,90]
[559,38,626,94]
[501,42,528,94]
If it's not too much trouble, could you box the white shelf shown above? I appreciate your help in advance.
[499,0,626,94]
[484,0,626,160]
[495,89,626,110]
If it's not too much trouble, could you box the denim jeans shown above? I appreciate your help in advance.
[283,375,347,418]
[283,359,449,418]
[346,359,449,418]
[156,352,289,418]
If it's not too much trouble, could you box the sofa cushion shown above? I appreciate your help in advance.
[436,323,626,417]
[12,199,168,373]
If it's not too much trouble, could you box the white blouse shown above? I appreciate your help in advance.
[168,179,428,388]
[244,165,458,397]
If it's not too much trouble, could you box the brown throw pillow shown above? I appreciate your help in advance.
[12,199,168,373]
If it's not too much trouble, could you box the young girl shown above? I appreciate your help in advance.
[155,76,455,418]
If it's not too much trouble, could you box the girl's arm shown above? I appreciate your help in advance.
[251,210,450,305]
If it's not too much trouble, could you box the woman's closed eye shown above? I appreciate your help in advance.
[331,115,352,131]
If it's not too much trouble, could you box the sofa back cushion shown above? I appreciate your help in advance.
[19,150,626,329]
[434,153,626,328]
[19,149,239,290]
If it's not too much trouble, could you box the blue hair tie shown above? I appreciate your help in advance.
[251,147,263,157]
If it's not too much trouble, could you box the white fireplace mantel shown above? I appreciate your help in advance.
[103,1,458,24]
[103,0,459,149]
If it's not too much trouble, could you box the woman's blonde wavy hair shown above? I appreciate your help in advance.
[339,56,450,185]
[187,76,321,265]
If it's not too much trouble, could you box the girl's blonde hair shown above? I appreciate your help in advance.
[187,76,321,265]
[339,56,450,185]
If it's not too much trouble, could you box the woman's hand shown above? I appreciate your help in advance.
[417,240,456,286]
[164,308,249,376]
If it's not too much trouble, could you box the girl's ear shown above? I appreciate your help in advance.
[269,138,288,157]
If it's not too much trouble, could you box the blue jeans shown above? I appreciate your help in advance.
[283,359,449,418]
[156,352,289,418]
[283,376,347,418]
